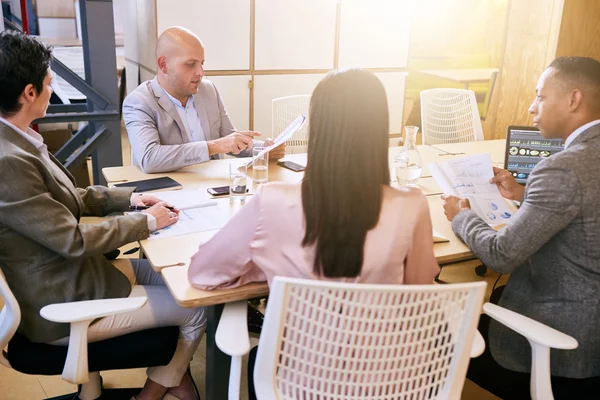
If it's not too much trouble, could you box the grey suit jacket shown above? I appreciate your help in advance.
[0,122,150,343]
[452,123,600,378]
[123,77,260,173]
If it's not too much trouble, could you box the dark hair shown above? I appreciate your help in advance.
[0,30,53,116]
[549,56,600,110]
[301,69,390,278]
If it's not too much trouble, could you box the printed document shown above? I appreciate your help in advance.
[429,153,516,226]
[251,115,306,162]
[147,206,229,240]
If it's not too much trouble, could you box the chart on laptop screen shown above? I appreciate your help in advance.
[505,127,563,185]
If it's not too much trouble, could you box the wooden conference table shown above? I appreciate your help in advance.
[102,139,506,399]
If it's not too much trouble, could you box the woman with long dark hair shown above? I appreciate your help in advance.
[188,68,438,290]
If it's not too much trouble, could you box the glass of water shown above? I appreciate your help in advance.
[394,157,410,186]
[229,162,248,203]
[252,146,269,186]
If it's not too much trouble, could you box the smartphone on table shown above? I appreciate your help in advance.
[207,186,230,196]
[277,160,305,172]
[207,186,250,196]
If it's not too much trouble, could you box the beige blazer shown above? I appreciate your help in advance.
[0,122,149,343]
[123,77,261,173]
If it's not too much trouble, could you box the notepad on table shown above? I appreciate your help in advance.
[115,177,182,192]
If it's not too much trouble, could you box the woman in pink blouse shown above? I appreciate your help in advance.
[188,69,439,289]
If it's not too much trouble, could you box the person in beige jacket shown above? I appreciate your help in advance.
[123,26,285,173]
[0,31,202,400]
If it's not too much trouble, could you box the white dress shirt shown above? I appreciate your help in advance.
[0,117,156,231]
[163,88,206,143]
[564,119,600,148]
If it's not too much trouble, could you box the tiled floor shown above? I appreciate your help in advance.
[0,128,503,399]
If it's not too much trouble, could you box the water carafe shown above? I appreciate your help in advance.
[394,126,422,186]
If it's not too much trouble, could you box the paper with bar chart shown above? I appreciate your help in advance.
[429,153,516,226]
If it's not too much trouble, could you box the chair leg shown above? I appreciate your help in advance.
[79,372,102,400]
[434,266,449,284]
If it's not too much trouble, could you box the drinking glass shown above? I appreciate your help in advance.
[229,162,248,203]
[252,147,269,185]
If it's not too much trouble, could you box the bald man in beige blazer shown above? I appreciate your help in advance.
[124,26,285,173]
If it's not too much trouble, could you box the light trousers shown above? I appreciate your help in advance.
[51,259,206,387]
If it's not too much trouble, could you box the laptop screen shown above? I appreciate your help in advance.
[505,126,563,185]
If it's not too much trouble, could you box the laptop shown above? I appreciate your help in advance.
[504,126,564,185]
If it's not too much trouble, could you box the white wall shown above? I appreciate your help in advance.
[157,0,250,71]
[254,0,337,70]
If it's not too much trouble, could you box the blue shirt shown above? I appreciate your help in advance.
[163,88,206,143]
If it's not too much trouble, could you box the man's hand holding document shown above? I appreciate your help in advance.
[248,115,306,166]
[429,153,517,227]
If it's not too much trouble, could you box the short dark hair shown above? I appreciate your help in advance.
[549,56,600,110]
[0,31,53,116]
[302,69,390,278]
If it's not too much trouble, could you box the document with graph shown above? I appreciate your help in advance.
[146,205,230,240]
[429,153,516,226]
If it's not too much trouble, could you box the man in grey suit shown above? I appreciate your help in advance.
[0,31,203,399]
[442,57,600,398]
[124,26,285,173]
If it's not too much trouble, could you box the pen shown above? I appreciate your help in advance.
[129,205,175,211]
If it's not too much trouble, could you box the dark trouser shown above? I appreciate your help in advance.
[468,286,600,399]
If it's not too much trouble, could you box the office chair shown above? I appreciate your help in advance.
[0,270,179,400]
[272,95,310,154]
[217,278,488,400]
[420,88,484,145]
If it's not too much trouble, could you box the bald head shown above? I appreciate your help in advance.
[156,26,204,58]
[155,26,205,105]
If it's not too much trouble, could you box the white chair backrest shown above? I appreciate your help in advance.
[254,277,486,400]
[0,269,21,368]
[272,95,311,154]
[420,89,484,145]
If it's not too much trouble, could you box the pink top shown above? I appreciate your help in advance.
[188,182,439,289]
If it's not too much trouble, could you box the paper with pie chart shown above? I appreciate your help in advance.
[429,153,516,226]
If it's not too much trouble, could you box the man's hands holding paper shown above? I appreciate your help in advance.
[490,167,525,202]
[264,138,286,161]
[208,131,260,155]
[441,195,471,222]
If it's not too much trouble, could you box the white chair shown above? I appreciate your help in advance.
[217,278,487,400]
[420,89,484,145]
[482,303,578,400]
[0,269,179,400]
[217,277,580,400]
[272,95,311,154]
